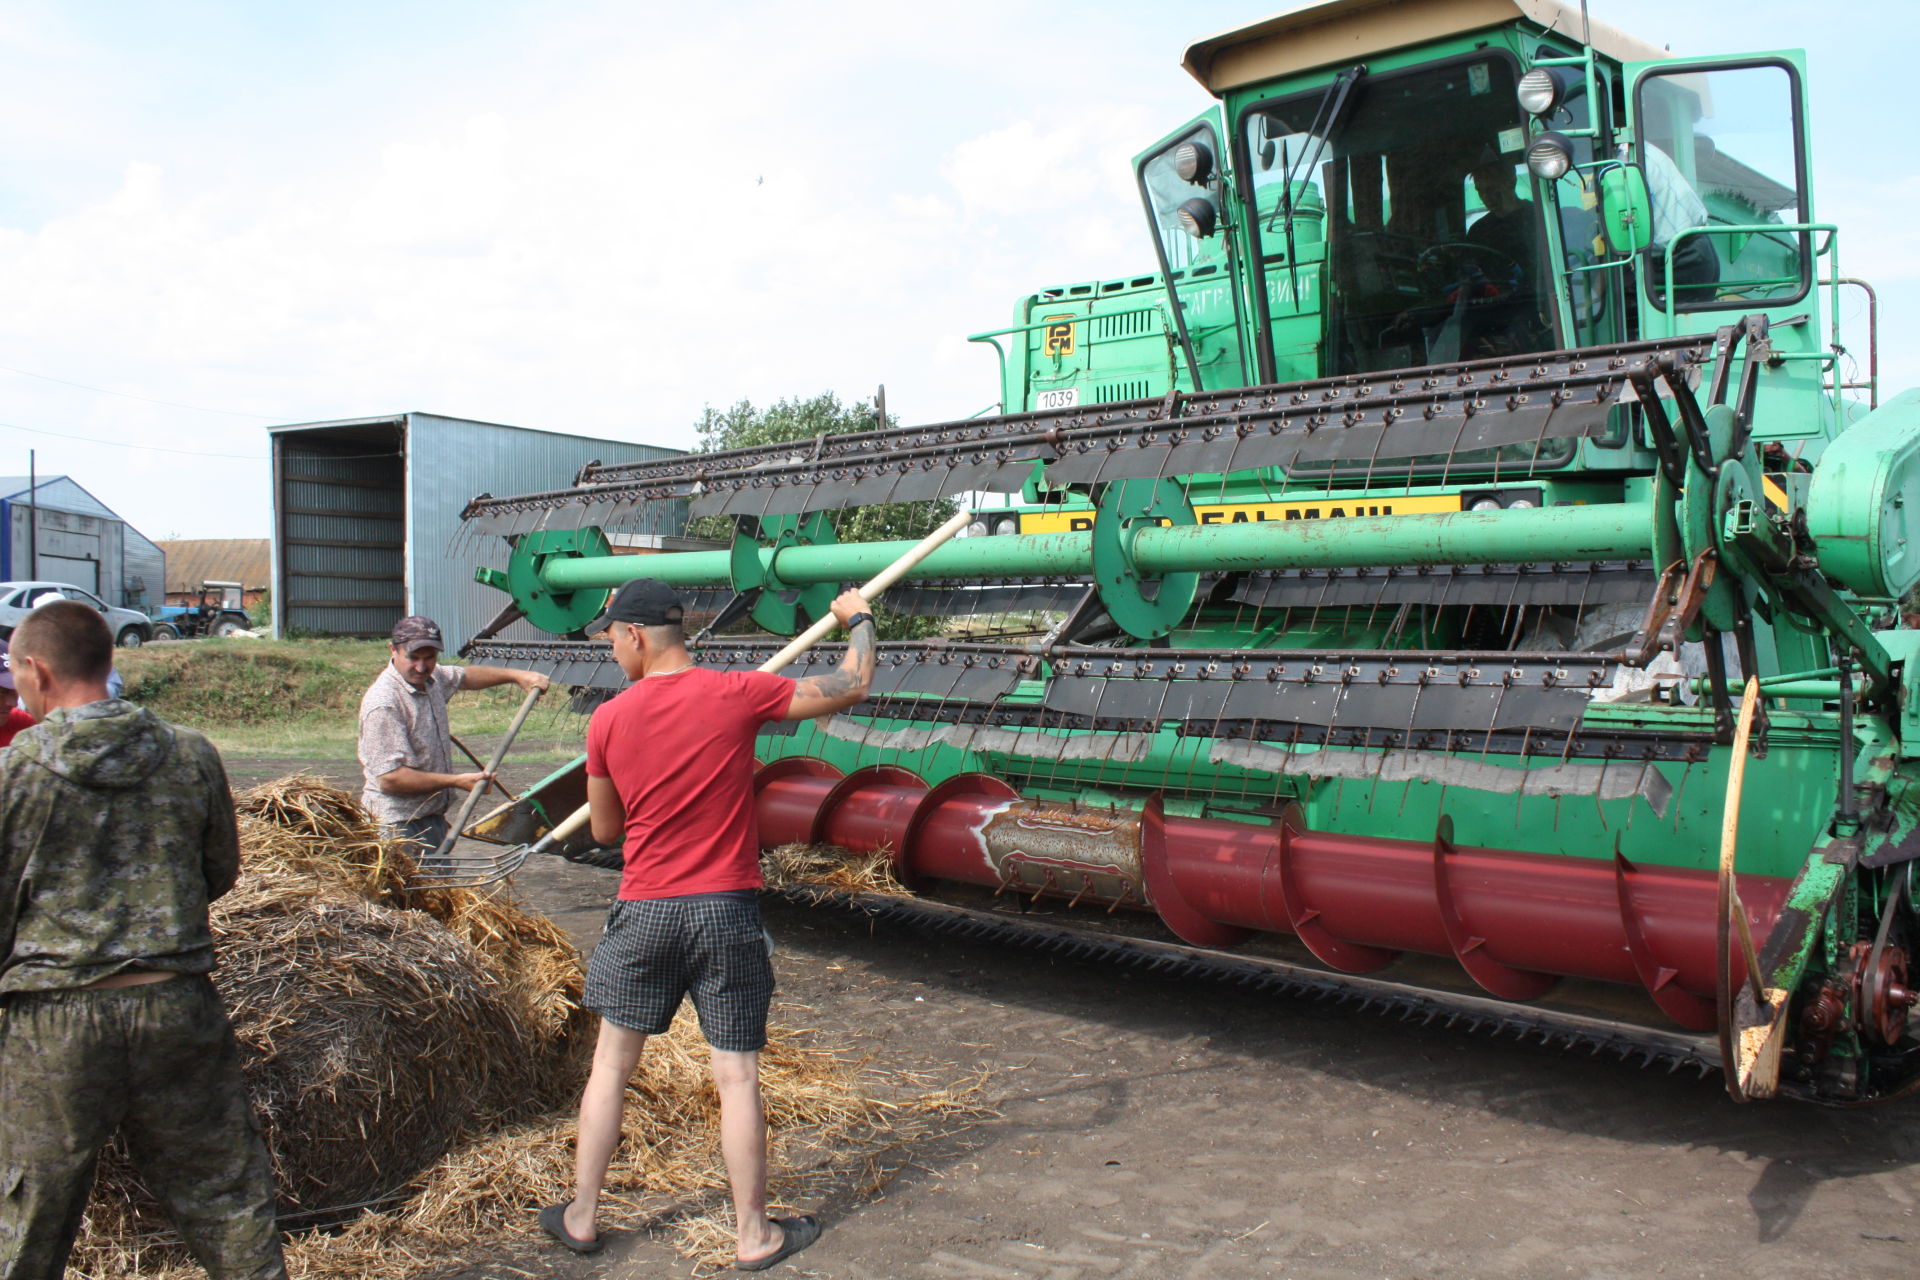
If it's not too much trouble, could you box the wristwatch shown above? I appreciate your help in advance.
[845,612,875,631]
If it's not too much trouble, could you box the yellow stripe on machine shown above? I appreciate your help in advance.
[1016,493,1463,534]
[1762,476,1789,511]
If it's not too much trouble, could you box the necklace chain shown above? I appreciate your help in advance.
[645,662,695,679]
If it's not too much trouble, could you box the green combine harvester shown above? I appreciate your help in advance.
[456,0,1920,1104]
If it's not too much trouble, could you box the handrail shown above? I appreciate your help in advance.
[1821,277,1879,408]
[967,304,1179,410]
[1656,221,1849,399]
[1658,220,1836,324]
[965,304,1175,344]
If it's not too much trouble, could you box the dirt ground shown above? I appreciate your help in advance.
[225,757,1920,1280]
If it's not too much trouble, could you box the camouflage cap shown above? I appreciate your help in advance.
[390,616,444,653]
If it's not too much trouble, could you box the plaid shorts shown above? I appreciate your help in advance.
[583,891,775,1052]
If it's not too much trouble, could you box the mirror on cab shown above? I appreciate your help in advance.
[1600,163,1653,253]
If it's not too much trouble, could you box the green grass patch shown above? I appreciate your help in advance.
[116,638,587,761]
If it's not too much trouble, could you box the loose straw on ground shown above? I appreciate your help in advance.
[70,777,988,1279]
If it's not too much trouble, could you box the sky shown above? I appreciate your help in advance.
[0,0,1913,541]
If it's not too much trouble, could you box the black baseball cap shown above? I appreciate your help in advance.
[583,579,684,635]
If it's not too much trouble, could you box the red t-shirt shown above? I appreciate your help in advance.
[585,667,795,900]
[0,707,34,747]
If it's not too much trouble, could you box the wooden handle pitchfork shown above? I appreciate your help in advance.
[528,508,975,858]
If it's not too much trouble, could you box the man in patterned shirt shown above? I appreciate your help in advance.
[356,615,549,861]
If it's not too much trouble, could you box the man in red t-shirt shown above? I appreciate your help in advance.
[542,578,876,1271]
[0,640,36,746]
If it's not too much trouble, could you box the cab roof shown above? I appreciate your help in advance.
[1182,0,1669,95]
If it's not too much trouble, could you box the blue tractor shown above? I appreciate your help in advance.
[152,581,253,640]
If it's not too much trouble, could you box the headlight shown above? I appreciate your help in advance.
[1174,141,1215,184]
[966,519,989,537]
[1526,132,1575,181]
[993,517,1018,536]
[1516,67,1567,117]
[1469,497,1503,512]
[1178,198,1218,239]
[1506,497,1537,510]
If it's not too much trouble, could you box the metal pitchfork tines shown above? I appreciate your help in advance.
[409,683,546,888]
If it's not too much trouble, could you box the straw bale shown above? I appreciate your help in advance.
[71,777,989,1279]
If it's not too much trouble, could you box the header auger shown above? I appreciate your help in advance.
[452,1,1920,1104]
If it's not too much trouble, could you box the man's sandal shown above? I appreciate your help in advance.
[736,1215,822,1271]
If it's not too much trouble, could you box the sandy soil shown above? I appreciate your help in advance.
[224,757,1920,1280]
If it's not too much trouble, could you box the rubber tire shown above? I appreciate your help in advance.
[212,618,246,638]
[153,624,182,641]
[116,627,145,648]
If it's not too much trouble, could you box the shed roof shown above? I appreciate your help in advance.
[157,539,271,593]
[0,475,126,521]
[266,411,687,455]
[1183,0,1668,95]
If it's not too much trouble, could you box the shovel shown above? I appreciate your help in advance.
[410,682,545,886]
[463,508,975,881]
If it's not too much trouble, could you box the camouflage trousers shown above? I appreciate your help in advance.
[0,975,285,1280]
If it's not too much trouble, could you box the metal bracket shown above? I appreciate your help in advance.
[1621,549,1716,668]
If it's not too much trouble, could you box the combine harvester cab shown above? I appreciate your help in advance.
[459,1,1920,1104]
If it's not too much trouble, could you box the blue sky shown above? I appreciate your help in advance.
[0,0,1911,540]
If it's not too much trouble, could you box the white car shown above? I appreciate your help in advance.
[0,581,155,647]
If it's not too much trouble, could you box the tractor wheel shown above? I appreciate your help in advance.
[153,624,182,641]
[116,627,145,649]
[212,618,247,638]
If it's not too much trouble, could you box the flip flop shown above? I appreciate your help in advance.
[539,1202,604,1254]
[735,1214,822,1271]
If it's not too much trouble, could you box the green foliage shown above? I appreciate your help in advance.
[687,392,958,640]
[115,638,584,759]
[119,639,384,727]
[246,587,272,633]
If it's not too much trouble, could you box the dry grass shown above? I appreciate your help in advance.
[69,778,988,1279]
[761,843,912,897]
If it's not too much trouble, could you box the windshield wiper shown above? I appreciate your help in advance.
[1273,64,1367,309]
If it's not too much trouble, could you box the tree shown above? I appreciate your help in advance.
[687,392,958,639]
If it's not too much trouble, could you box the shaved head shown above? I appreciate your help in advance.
[13,600,113,683]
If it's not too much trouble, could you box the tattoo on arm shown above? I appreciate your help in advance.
[847,624,875,672]
[797,668,860,699]
[796,630,876,702]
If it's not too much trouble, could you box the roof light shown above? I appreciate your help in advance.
[1177,198,1218,239]
[1517,67,1569,117]
[1174,141,1215,184]
[1526,132,1575,181]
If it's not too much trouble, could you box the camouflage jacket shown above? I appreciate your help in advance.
[0,699,240,994]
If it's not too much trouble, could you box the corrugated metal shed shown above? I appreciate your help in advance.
[268,413,684,643]
[0,475,164,611]
[157,539,271,602]
[123,527,166,613]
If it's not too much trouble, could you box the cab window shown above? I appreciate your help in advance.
[1634,61,1809,310]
